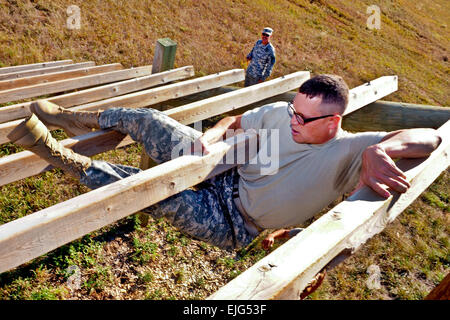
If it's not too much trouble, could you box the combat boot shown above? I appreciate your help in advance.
[30,100,102,137]
[7,114,92,179]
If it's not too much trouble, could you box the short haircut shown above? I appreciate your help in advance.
[299,74,349,115]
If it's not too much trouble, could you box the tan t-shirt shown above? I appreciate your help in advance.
[238,102,386,229]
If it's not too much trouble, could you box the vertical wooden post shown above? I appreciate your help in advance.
[140,38,178,170]
[424,273,450,300]
[151,38,178,74]
[138,38,177,226]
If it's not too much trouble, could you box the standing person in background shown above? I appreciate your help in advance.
[245,27,276,87]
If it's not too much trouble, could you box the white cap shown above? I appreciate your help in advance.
[262,27,273,35]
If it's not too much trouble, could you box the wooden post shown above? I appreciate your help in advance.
[140,38,178,170]
[138,39,178,225]
[151,38,178,74]
[343,100,450,132]
[424,273,450,300]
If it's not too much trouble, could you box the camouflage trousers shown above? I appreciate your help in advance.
[244,71,261,87]
[79,107,256,250]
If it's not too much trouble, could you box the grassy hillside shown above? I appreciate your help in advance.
[0,0,448,300]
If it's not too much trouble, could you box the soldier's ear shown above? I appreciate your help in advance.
[328,115,342,130]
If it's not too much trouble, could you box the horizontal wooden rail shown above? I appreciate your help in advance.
[0,70,306,186]
[0,63,123,91]
[68,69,246,113]
[0,132,257,273]
[164,71,308,124]
[157,83,448,137]
[0,62,96,81]
[165,75,398,124]
[0,65,152,104]
[0,66,192,124]
[208,120,450,300]
[0,60,73,75]
[164,74,397,119]
[0,68,240,144]
[343,76,398,115]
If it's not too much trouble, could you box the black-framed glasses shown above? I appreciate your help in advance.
[262,33,270,37]
[287,102,335,125]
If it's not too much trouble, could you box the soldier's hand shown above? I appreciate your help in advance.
[262,235,275,250]
[353,144,410,198]
[191,135,210,156]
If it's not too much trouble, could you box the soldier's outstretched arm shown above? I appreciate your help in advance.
[192,115,243,155]
[355,128,441,198]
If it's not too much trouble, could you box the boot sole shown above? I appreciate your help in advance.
[7,114,48,147]
[30,100,64,131]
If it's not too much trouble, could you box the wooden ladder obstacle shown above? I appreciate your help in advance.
[0,58,448,300]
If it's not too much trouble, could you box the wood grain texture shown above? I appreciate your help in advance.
[343,76,398,115]
[0,65,152,104]
[424,272,450,300]
[0,62,96,81]
[0,63,123,91]
[151,38,177,74]
[0,66,194,124]
[0,60,73,75]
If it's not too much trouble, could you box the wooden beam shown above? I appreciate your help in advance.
[343,100,450,132]
[164,74,396,127]
[0,132,257,274]
[67,69,245,113]
[0,66,152,104]
[0,63,123,91]
[0,68,241,144]
[141,38,178,171]
[0,62,96,81]
[0,60,73,75]
[208,120,450,300]
[0,70,303,186]
[0,130,136,187]
[424,273,450,300]
[343,76,398,115]
[152,76,398,122]
[164,71,310,124]
[0,66,192,124]
[152,38,177,73]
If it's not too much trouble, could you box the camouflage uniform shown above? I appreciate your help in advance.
[245,40,276,86]
[79,107,256,250]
